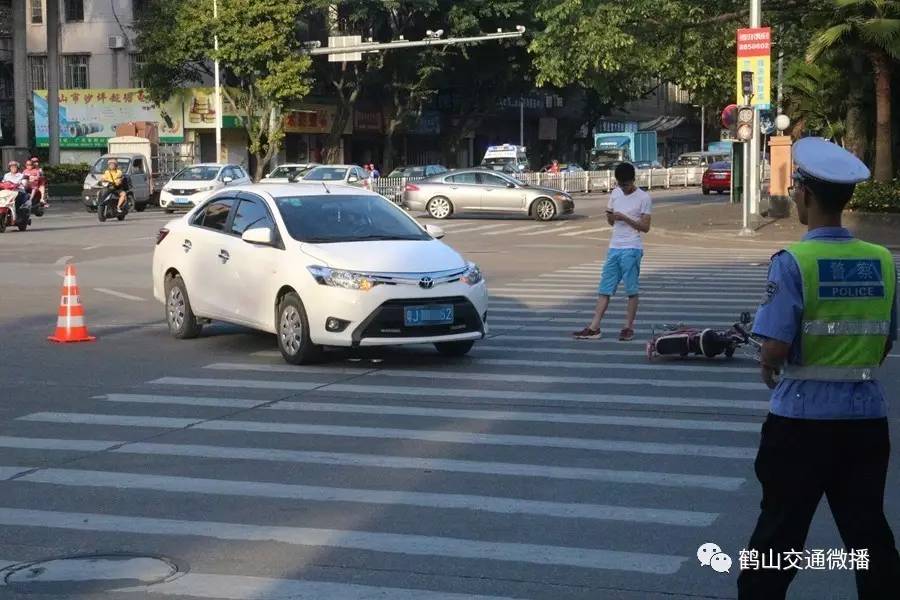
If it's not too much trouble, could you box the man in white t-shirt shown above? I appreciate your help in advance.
[573,162,652,341]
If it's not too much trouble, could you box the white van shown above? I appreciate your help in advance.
[481,145,529,173]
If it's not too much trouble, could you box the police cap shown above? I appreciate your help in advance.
[793,137,870,185]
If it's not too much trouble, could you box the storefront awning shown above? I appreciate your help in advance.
[638,116,686,132]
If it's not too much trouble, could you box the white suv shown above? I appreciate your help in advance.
[152,184,488,364]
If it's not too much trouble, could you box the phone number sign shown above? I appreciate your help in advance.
[736,27,771,108]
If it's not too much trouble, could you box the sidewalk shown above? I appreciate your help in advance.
[651,201,900,250]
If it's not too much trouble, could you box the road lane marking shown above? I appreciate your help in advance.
[0,507,688,574]
[53,255,73,265]
[203,362,762,390]
[9,467,717,526]
[492,294,756,306]
[82,244,103,250]
[93,288,146,302]
[473,357,759,375]
[0,436,745,490]
[488,304,739,319]
[150,377,769,410]
[100,394,760,432]
[17,413,758,459]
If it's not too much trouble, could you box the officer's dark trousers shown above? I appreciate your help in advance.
[738,414,900,599]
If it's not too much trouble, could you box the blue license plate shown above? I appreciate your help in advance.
[174,197,191,205]
[404,305,454,326]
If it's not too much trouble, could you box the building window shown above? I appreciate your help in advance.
[129,53,145,88]
[132,0,149,19]
[31,0,43,23]
[64,0,84,22]
[62,54,90,89]
[29,55,47,91]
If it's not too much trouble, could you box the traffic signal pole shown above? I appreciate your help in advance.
[748,0,762,220]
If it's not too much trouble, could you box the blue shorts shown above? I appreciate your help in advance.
[598,248,643,296]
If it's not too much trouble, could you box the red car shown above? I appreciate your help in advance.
[701,161,732,195]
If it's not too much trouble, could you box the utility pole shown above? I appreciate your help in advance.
[12,0,28,147]
[700,105,705,151]
[519,98,524,147]
[47,0,60,164]
[747,0,761,218]
[213,0,222,163]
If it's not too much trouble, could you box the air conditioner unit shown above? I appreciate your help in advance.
[108,35,126,50]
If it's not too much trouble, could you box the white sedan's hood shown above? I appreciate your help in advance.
[300,240,466,273]
[165,180,217,191]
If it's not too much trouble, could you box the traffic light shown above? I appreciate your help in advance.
[736,105,754,141]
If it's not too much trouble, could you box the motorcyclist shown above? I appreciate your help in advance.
[23,158,48,208]
[99,159,129,213]
[2,161,28,219]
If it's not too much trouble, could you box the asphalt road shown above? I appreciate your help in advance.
[0,189,897,599]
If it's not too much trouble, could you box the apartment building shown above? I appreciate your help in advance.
[25,0,147,92]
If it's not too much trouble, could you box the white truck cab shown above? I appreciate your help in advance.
[480,145,529,174]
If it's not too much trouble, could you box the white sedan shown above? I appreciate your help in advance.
[152,184,488,363]
[159,164,253,213]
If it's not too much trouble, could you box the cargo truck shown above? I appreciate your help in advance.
[590,131,658,169]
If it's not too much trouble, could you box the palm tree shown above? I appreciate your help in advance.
[808,0,900,182]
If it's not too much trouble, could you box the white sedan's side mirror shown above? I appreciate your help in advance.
[348,174,360,183]
[242,227,274,245]
[424,224,444,239]
[222,176,234,184]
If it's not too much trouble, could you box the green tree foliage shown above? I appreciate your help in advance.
[783,60,848,141]
[807,0,900,181]
[134,0,312,179]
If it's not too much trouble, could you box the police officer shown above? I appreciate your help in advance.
[738,137,900,599]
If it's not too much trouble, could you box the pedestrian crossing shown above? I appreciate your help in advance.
[436,219,613,239]
[0,250,781,598]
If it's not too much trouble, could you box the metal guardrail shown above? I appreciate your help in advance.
[369,167,710,200]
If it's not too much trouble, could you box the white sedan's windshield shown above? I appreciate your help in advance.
[173,166,221,181]
[275,194,430,243]
[303,167,350,181]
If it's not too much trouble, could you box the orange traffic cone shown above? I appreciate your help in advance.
[48,264,96,343]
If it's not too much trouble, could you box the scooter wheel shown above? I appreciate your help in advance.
[17,221,27,232]
[116,212,126,221]
[0,219,6,233]
[98,208,107,222]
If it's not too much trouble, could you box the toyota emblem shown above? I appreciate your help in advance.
[419,277,434,289]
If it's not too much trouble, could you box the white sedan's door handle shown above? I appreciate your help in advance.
[182,240,192,253]
[218,249,230,263]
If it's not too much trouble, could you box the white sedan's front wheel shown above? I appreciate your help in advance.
[277,292,321,365]
[165,275,203,339]
[426,197,453,220]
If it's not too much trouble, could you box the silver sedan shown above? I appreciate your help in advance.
[402,169,575,221]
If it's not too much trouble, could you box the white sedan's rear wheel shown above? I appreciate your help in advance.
[426,196,453,220]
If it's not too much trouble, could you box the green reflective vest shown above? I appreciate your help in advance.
[785,239,895,381]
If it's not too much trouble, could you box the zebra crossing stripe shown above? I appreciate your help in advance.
[17,413,758,458]
[200,363,763,390]
[99,394,760,432]
[520,226,584,236]
[149,377,769,410]
[0,507,689,573]
[0,436,746,490]
[483,224,544,235]
[9,467,719,526]
[559,227,612,237]
[115,571,525,599]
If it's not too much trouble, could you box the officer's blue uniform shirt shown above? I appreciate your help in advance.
[753,227,898,419]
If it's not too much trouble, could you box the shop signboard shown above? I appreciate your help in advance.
[183,88,242,128]
[34,88,184,148]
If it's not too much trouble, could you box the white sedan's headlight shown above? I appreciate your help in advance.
[194,185,216,193]
[461,263,483,286]
[83,183,93,190]
[308,265,379,291]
